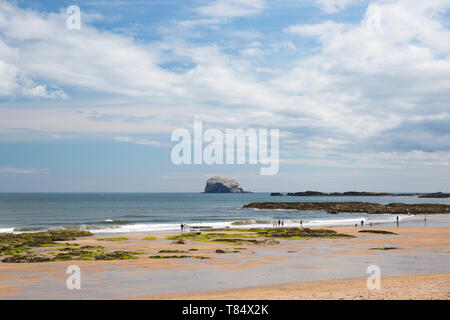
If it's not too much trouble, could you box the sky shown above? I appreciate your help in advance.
[0,0,449,192]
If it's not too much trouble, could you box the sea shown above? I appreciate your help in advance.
[0,193,449,234]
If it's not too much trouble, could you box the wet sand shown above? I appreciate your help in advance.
[135,273,450,300]
[0,224,449,299]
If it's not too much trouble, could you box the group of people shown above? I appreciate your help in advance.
[273,220,285,228]
[181,214,429,233]
[354,215,428,228]
[272,220,305,228]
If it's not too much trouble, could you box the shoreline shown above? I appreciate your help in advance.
[3,212,449,236]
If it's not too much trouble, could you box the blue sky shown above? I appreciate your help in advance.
[0,0,449,192]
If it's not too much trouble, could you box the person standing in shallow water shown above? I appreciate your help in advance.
[396,216,399,227]
[180,223,184,233]
[361,220,364,227]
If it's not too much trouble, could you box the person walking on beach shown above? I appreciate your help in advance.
[180,223,184,233]
[281,221,284,227]
[396,216,399,227]
[300,220,303,228]
[361,220,364,227]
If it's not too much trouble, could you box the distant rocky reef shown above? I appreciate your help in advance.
[418,192,450,198]
[270,191,450,198]
[243,202,450,215]
[204,176,251,193]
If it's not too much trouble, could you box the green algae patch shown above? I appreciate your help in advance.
[0,230,92,247]
[0,230,93,259]
[35,243,60,247]
[167,228,353,245]
[251,228,355,239]
[167,232,258,245]
[51,249,143,261]
[149,255,210,259]
[159,249,188,253]
[0,245,31,256]
[0,230,145,263]
[2,254,53,263]
[53,250,96,261]
[211,238,279,245]
[143,236,157,240]
[370,247,399,250]
[96,237,128,241]
[94,251,141,260]
[215,249,233,253]
[80,245,104,250]
[359,230,398,235]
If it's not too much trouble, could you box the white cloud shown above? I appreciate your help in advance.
[0,0,449,171]
[114,136,162,147]
[195,0,266,18]
[284,21,345,37]
[114,136,133,142]
[314,0,361,13]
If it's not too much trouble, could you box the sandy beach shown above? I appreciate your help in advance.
[0,224,449,299]
[136,273,450,300]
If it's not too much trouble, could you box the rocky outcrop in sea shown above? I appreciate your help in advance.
[243,202,450,215]
[204,176,250,193]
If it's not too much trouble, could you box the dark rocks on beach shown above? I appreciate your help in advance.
[418,192,450,198]
[270,193,283,196]
[242,202,450,215]
[204,176,250,193]
[359,230,398,235]
[2,254,52,263]
[0,230,93,257]
[284,191,416,197]
[287,191,329,196]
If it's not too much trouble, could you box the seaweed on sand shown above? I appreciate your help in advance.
[0,230,93,257]
[149,255,210,259]
[166,228,354,245]
[94,251,142,260]
[251,228,355,239]
[96,237,128,241]
[1,254,53,263]
[0,230,144,263]
[359,230,398,235]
